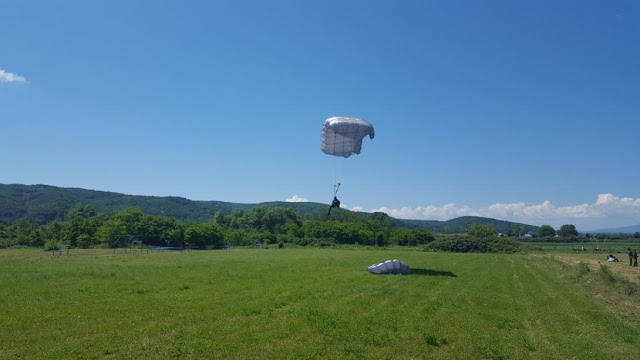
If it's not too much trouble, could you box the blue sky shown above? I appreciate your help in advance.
[1,0,639,230]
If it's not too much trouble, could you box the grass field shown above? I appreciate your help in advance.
[528,241,640,254]
[1,247,639,359]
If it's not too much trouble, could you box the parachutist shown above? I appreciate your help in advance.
[320,117,374,217]
[327,196,341,216]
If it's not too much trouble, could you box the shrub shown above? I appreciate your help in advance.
[485,237,533,253]
[76,234,92,249]
[44,240,60,251]
[424,236,531,253]
[425,238,490,253]
[309,239,335,248]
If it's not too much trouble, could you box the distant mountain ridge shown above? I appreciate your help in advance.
[398,216,536,235]
[584,224,640,234]
[0,183,536,234]
[0,184,327,224]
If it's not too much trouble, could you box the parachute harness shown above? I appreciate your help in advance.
[327,182,342,216]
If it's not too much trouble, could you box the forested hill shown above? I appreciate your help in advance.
[397,216,537,235]
[0,184,536,234]
[0,184,327,225]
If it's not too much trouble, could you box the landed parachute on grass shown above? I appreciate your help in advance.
[368,259,411,275]
[321,117,375,158]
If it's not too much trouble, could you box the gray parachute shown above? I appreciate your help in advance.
[321,117,375,158]
[368,259,411,275]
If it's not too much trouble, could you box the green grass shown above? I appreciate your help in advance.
[1,248,639,359]
[528,241,640,253]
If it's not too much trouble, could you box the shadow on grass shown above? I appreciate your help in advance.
[411,268,457,277]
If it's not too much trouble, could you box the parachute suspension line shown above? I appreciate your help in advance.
[332,158,335,194]
[321,116,375,201]
[331,156,338,198]
[338,155,343,183]
[331,154,343,198]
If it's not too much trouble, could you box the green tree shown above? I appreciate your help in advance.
[44,221,64,243]
[0,224,8,248]
[558,224,578,237]
[76,234,92,248]
[213,211,228,226]
[390,228,413,246]
[245,207,267,230]
[184,222,223,248]
[28,228,46,247]
[142,216,183,246]
[58,204,102,247]
[95,218,127,246]
[225,229,251,246]
[468,223,496,238]
[388,228,435,246]
[537,225,556,238]
[114,208,145,235]
[228,210,246,229]
[508,224,523,237]
[14,218,33,246]
[338,222,374,245]
[262,207,300,233]
[62,213,100,247]
[65,203,97,221]
[302,221,335,240]
[412,228,435,244]
[282,221,304,239]
[370,212,396,229]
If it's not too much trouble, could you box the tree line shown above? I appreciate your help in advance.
[528,223,639,241]
[0,204,436,249]
[489,223,640,241]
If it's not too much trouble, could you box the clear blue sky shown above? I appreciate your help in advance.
[1,0,639,230]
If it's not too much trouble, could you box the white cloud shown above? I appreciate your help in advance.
[0,69,27,83]
[285,195,309,202]
[343,205,364,212]
[370,194,640,230]
[371,204,479,220]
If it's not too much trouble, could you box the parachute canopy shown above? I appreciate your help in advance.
[368,259,411,275]
[321,117,375,158]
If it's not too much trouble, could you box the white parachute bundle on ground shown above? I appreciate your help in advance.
[321,117,375,158]
[368,259,411,275]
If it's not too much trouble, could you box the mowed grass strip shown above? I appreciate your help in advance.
[1,248,639,359]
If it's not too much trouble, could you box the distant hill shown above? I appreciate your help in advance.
[397,216,537,235]
[584,224,640,234]
[0,184,537,234]
[0,184,328,225]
